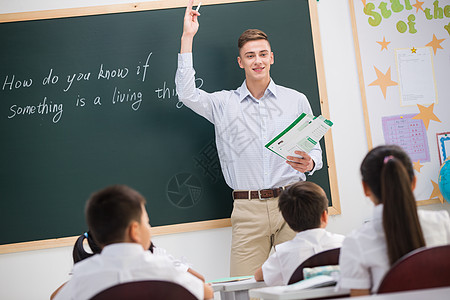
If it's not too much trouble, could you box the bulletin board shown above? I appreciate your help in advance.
[349,0,450,204]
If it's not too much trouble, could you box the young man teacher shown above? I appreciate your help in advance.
[176,0,323,276]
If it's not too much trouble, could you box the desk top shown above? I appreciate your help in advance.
[249,286,450,300]
[249,286,348,300]
[212,278,266,292]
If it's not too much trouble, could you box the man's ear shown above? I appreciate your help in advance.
[237,56,244,69]
[270,52,274,65]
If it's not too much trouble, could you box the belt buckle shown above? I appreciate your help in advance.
[258,190,271,200]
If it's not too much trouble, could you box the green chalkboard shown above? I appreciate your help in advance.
[0,0,336,247]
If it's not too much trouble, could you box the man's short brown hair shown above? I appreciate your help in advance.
[238,29,270,50]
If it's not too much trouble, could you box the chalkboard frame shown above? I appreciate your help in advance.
[0,0,340,254]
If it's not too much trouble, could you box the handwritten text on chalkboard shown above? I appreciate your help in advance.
[1,51,203,123]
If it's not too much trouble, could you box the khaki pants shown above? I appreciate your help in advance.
[229,197,295,276]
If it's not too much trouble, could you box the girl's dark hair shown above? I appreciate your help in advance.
[360,145,425,265]
[72,232,155,264]
[72,231,102,264]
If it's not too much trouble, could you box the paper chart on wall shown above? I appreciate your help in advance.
[349,0,450,204]
[395,47,437,106]
[382,114,430,162]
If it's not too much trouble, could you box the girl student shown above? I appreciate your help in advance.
[338,145,450,296]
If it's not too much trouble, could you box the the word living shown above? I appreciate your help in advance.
[112,86,143,111]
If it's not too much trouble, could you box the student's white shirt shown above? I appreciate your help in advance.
[53,243,204,300]
[152,246,190,272]
[339,204,450,293]
[262,228,345,286]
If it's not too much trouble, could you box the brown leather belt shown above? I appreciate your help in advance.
[233,187,286,200]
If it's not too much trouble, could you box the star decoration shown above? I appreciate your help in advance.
[368,66,398,99]
[377,37,391,51]
[413,0,424,13]
[430,180,444,203]
[426,34,445,55]
[413,160,424,172]
[412,104,441,130]
[411,47,417,53]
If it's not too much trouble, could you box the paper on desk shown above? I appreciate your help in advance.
[207,275,253,284]
[265,113,333,160]
[268,275,336,293]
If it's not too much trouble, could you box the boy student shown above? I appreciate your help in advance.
[176,0,323,276]
[53,185,213,300]
[254,181,344,286]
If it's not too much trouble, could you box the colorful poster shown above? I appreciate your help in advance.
[382,114,430,162]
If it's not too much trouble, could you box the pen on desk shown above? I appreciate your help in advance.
[196,2,202,12]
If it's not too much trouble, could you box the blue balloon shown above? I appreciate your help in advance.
[438,159,450,203]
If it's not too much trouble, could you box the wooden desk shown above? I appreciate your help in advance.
[212,278,267,300]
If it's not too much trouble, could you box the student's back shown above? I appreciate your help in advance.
[338,145,450,296]
[57,243,202,300]
[254,181,344,286]
[53,185,210,300]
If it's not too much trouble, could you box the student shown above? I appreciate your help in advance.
[338,145,450,296]
[53,185,213,300]
[51,234,205,299]
[254,181,344,286]
[72,232,205,281]
[176,0,323,276]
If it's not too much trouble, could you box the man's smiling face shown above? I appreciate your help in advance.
[237,39,274,83]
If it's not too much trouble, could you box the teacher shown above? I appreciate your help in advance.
[175,0,323,276]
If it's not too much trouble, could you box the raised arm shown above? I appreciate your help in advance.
[181,0,200,53]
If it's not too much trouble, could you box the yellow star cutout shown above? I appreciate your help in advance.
[426,34,445,55]
[411,47,417,53]
[412,104,441,130]
[413,0,424,13]
[377,37,391,51]
[430,180,444,203]
[413,160,424,172]
[368,66,398,99]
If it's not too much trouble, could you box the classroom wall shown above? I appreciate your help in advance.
[0,1,448,300]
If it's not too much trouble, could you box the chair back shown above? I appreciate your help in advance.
[90,280,198,300]
[288,247,340,285]
[377,244,450,294]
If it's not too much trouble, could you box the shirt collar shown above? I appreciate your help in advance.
[294,228,327,241]
[101,243,145,257]
[238,78,278,102]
